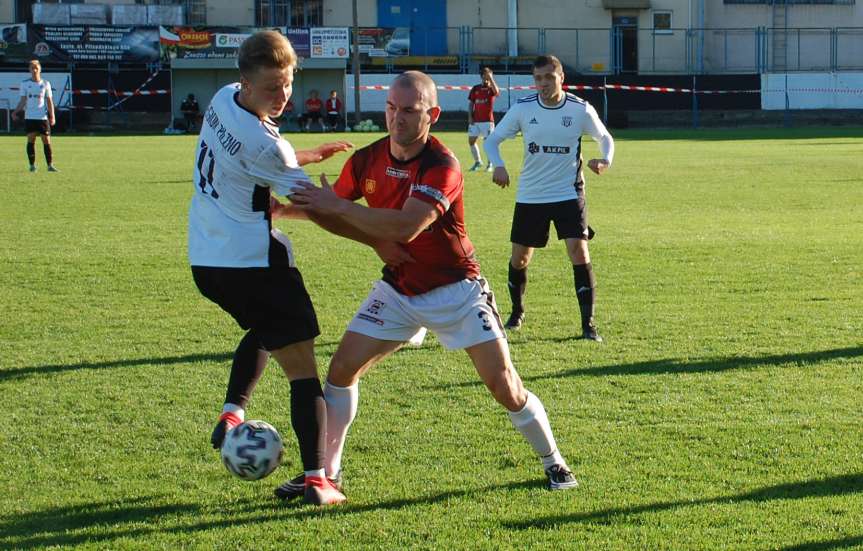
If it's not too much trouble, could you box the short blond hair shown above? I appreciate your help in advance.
[238,30,296,77]
[29,59,41,69]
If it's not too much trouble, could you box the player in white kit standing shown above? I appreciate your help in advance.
[484,55,615,341]
[13,59,58,173]
[188,30,351,505]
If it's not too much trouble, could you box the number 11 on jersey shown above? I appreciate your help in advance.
[196,141,219,199]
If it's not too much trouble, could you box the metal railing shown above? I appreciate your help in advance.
[368,25,863,74]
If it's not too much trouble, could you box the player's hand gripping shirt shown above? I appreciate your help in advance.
[333,135,480,296]
[484,93,614,204]
[468,84,496,123]
[19,79,52,120]
[188,83,312,268]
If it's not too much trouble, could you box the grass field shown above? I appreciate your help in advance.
[1,127,862,550]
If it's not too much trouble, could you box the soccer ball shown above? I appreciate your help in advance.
[220,420,284,481]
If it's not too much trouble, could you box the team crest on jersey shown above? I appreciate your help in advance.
[385,167,410,179]
[364,178,377,194]
[561,116,573,127]
[528,142,540,155]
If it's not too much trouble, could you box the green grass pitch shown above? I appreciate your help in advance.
[1,127,861,549]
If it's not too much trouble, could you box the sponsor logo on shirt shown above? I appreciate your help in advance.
[385,167,410,179]
[364,178,377,194]
[561,116,573,127]
[528,142,540,154]
[542,145,571,154]
[358,313,384,326]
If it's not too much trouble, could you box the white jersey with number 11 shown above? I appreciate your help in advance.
[188,83,312,268]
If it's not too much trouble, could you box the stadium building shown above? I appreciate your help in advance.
[1,0,861,130]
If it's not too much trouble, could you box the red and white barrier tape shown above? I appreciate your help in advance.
[355,84,863,95]
[72,89,169,96]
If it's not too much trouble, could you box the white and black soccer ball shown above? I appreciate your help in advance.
[220,420,284,481]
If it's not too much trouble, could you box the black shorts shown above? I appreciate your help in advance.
[326,113,341,127]
[191,265,320,351]
[305,111,322,121]
[510,198,592,248]
[25,119,50,135]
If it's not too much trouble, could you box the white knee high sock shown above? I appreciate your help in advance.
[470,143,482,163]
[508,391,565,469]
[323,381,359,476]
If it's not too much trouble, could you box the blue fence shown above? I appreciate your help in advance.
[381,26,863,74]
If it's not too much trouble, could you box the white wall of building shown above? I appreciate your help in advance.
[762,72,863,110]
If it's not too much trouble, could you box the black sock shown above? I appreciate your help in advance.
[224,330,267,408]
[43,143,53,165]
[508,263,527,314]
[290,377,326,472]
[573,263,596,330]
[26,142,35,165]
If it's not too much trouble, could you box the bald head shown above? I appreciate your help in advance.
[391,71,438,108]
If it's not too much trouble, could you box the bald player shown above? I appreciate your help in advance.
[271,70,579,499]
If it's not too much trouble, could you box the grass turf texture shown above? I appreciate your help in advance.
[1,128,861,550]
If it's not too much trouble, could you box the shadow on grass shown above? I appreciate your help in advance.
[779,536,863,551]
[0,352,233,382]
[425,345,863,391]
[0,495,200,549]
[0,480,539,548]
[2,340,344,382]
[503,472,863,530]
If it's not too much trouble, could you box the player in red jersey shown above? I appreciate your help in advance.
[271,71,578,499]
[303,90,324,131]
[467,67,499,172]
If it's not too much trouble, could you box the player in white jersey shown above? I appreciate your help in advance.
[12,60,58,173]
[188,30,352,506]
[485,55,614,341]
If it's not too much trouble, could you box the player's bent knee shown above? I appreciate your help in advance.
[484,371,527,411]
[327,353,364,387]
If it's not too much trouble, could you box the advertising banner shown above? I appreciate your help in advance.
[356,27,409,58]
[159,26,281,61]
[23,25,159,63]
[285,27,310,58]
[310,27,349,58]
[0,24,29,62]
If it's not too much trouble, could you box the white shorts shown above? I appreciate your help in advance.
[346,278,506,350]
[468,122,494,138]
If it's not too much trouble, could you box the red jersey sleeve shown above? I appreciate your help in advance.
[408,165,462,216]
[333,154,362,201]
[468,85,477,102]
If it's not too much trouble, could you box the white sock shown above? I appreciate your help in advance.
[508,391,565,469]
[304,468,325,479]
[222,403,244,421]
[470,143,482,163]
[323,381,359,476]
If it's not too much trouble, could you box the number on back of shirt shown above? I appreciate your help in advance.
[196,141,218,199]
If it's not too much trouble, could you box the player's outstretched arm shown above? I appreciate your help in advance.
[295,141,353,166]
[292,175,439,244]
[283,186,414,265]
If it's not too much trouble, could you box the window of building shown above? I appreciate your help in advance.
[256,0,322,27]
[653,10,672,34]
